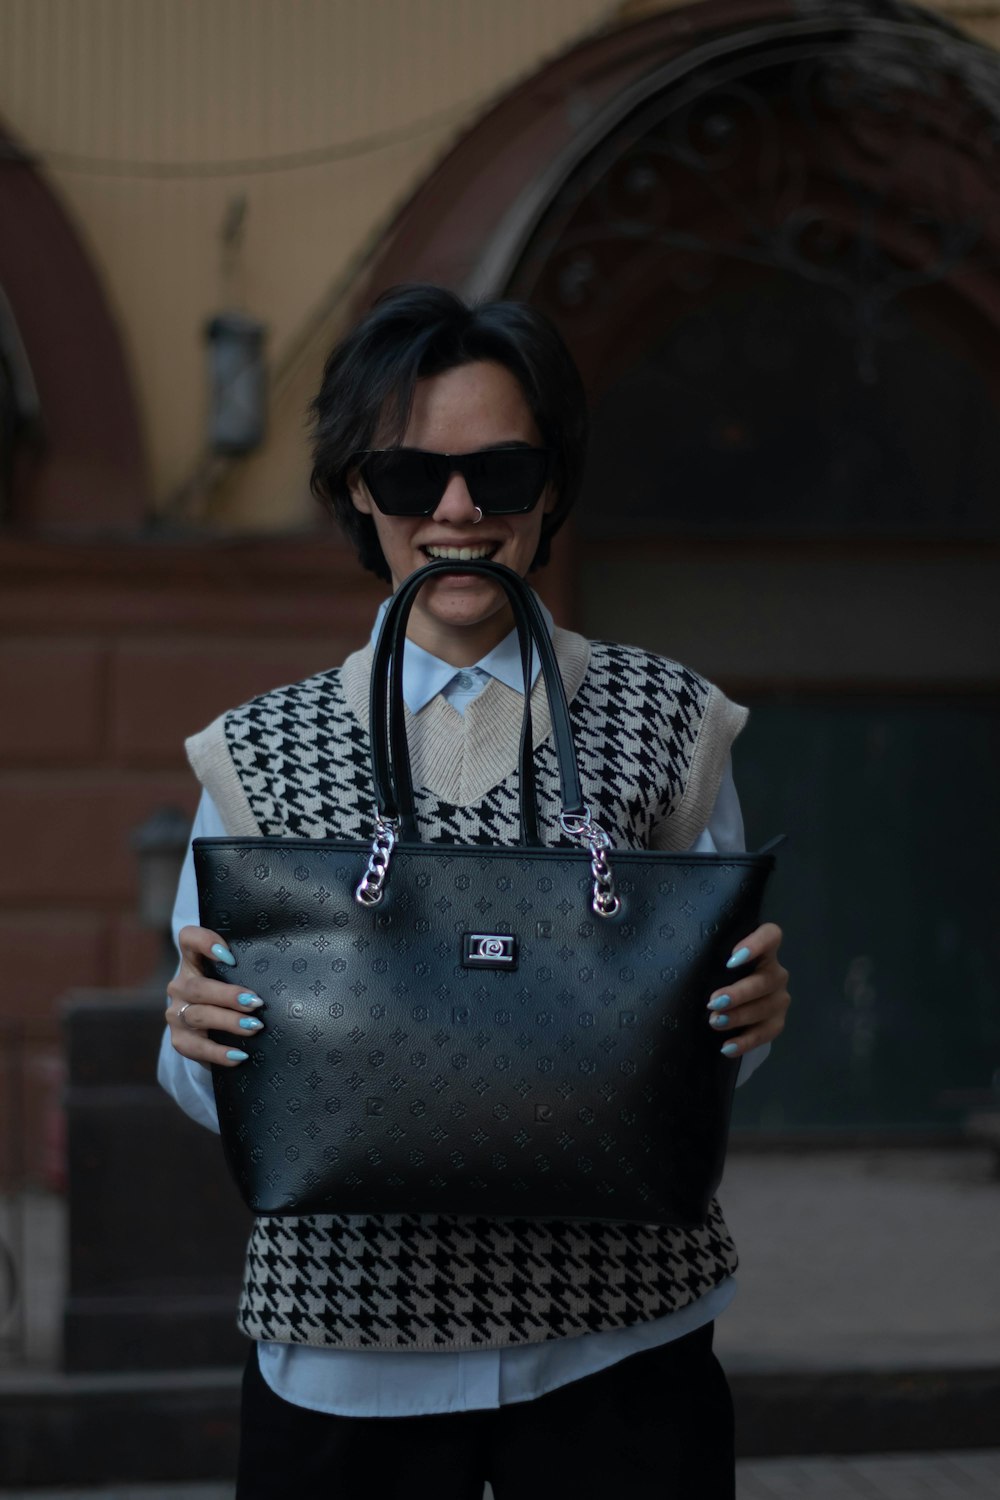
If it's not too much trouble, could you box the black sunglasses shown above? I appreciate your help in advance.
[354,446,550,517]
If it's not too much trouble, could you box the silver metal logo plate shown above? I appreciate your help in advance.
[461,933,517,970]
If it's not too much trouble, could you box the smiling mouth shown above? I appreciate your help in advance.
[423,544,499,562]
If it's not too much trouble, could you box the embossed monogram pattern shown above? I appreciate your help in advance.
[202,840,764,1226]
[203,644,756,1352]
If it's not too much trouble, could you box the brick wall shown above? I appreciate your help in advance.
[0,531,391,1184]
[0,530,572,1163]
[0,533,390,1036]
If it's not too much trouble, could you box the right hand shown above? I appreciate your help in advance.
[165,925,263,1067]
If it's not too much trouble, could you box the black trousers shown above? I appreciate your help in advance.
[236,1323,734,1500]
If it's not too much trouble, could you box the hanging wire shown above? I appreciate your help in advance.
[0,95,482,178]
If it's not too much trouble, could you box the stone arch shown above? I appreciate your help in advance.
[354,0,1000,546]
[359,3,1000,299]
[0,117,149,530]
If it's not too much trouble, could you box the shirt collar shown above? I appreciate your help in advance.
[369,591,555,714]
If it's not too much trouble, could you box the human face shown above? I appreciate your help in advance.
[350,360,555,665]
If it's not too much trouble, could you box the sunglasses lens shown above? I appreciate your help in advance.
[360,448,549,516]
[361,451,445,515]
[462,449,549,514]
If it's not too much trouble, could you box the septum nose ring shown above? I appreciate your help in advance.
[472,506,483,525]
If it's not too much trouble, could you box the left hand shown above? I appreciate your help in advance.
[706,921,790,1058]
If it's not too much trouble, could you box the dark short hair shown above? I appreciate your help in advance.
[309,284,588,582]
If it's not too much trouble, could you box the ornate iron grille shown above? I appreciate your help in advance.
[502,4,1000,536]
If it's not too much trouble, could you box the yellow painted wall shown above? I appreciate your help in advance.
[1,0,997,530]
[0,0,619,528]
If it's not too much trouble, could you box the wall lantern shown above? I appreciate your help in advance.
[204,311,267,456]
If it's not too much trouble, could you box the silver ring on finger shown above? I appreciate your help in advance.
[178,1002,195,1028]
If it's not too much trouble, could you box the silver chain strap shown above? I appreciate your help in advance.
[357,811,619,915]
[354,815,399,906]
[560,809,621,919]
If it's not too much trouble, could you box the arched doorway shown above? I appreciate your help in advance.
[0,118,148,529]
[358,0,1000,1132]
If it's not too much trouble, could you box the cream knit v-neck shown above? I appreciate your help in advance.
[338,627,591,808]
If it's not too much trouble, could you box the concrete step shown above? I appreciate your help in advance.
[2,1451,1000,1499]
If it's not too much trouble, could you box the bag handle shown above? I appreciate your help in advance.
[359,560,621,916]
[382,563,541,843]
[369,560,586,838]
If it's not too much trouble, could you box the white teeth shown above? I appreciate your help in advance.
[425,545,494,561]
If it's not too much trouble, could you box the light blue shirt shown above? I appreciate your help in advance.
[370,593,546,716]
[157,602,767,1416]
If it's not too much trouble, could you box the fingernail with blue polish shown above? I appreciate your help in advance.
[707,995,731,1012]
[211,943,236,967]
[238,993,262,1009]
[710,1013,730,1028]
[721,1042,740,1058]
[238,1017,263,1031]
[726,947,752,970]
[226,1049,249,1063]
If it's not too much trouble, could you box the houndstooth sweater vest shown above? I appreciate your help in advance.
[186,625,748,1351]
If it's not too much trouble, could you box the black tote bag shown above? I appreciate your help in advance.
[195,560,779,1226]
